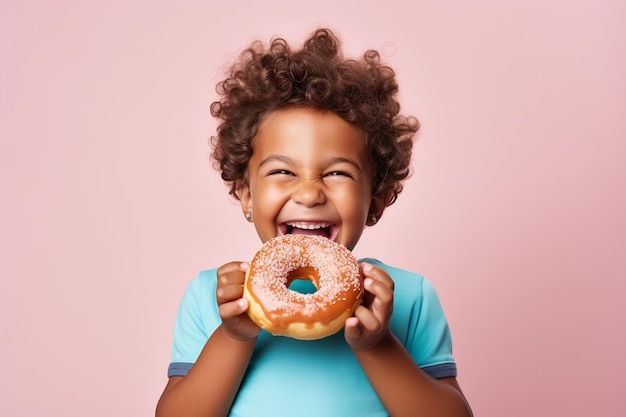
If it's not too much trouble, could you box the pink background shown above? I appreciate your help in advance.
[2,1,625,416]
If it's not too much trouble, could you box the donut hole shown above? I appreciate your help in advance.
[288,279,318,294]
[286,267,319,295]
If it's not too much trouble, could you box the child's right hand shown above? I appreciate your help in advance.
[216,261,261,341]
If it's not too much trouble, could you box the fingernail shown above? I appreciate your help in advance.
[362,262,373,272]
[364,278,374,287]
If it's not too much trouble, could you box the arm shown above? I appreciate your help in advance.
[344,263,473,417]
[156,262,260,417]
[353,334,472,417]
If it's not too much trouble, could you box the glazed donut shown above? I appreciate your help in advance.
[243,234,363,340]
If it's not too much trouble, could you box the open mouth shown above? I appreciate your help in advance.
[281,222,336,240]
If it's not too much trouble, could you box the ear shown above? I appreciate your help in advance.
[366,193,390,226]
[235,181,253,221]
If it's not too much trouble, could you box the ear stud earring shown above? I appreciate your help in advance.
[369,214,377,224]
[245,212,252,220]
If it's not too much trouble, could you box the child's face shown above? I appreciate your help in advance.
[237,107,377,251]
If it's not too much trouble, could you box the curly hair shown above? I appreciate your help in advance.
[210,28,419,206]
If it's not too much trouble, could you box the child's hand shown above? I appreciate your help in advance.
[216,261,261,341]
[344,262,394,351]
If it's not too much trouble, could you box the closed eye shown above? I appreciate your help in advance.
[267,169,295,176]
[324,171,354,179]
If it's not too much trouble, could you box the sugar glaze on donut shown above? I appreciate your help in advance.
[243,234,363,340]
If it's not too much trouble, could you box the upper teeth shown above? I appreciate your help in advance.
[288,222,330,230]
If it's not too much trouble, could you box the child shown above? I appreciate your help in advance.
[156,28,472,417]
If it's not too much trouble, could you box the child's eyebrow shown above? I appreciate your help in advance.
[258,155,364,172]
[258,154,293,168]
[326,157,365,172]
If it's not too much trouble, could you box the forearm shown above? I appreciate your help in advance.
[353,335,472,417]
[156,325,256,417]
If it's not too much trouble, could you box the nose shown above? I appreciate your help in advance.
[291,179,326,207]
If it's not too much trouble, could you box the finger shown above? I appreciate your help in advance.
[360,262,394,291]
[219,298,249,319]
[364,277,393,307]
[216,282,245,304]
[217,262,249,284]
[343,316,363,339]
[217,262,248,286]
[352,304,382,333]
[361,279,393,326]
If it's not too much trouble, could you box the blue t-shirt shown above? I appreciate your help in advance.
[168,258,456,417]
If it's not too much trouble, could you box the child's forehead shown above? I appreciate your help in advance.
[249,110,370,171]
[255,108,365,142]
[256,107,364,135]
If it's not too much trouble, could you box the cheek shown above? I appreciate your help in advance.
[335,187,370,216]
[252,183,287,207]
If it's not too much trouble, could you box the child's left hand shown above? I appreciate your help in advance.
[344,262,394,351]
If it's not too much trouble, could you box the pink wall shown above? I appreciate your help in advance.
[2,1,625,416]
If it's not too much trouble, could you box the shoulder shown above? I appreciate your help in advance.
[360,259,455,369]
[182,268,219,294]
[359,258,433,293]
[358,258,446,329]
[358,258,441,307]
[175,268,219,313]
[173,268,221,335]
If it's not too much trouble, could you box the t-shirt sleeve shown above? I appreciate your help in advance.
[364,258,457,379]
[406,278,457,378]
[168,270,220,377]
